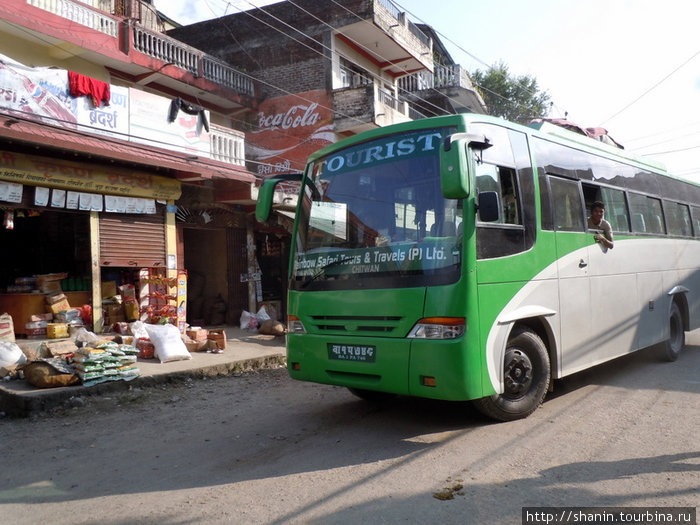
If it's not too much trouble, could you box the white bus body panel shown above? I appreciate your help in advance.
[485,238,700,394]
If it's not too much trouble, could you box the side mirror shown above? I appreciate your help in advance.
[477,191,500,222]
[255,173,302,222]
[440,133,491,199]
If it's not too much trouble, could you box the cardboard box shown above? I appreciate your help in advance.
[30,313,53,322]
[104,304,124,317]
[36,273,67,294]
[186,328,209,341]
[25,326,47,337]
[183,339,207,352]
[46,298,71,315]
[46,293,67,305]
[45,340,78,356]
[47,323,69,339]
[101,281,117,298]
[207,329,226,350]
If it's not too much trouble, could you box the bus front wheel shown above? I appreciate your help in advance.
[472,327,550,422]
[659,302,684,362]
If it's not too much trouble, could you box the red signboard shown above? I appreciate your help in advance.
[248,90,335,176]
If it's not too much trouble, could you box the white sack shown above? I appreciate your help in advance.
[0,341,27,367]
[143,323,192,363]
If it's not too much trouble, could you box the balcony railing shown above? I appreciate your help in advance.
[434,64,474,90]
[210,124,246,167]
[398,64,475,93]
[377,88,402,112]
[132,26,255,97]
[27,0,254,98]
[132,25,199,75]
[28,0,118,37]
[376,0,430,47]
[202,56,254,96]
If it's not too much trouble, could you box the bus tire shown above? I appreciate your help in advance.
[660,302,684,362]
[348,388,396,403]
[472,327,550,422]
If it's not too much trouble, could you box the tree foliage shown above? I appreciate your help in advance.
[470,62,551,124]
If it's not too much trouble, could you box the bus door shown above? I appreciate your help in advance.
[548,176,593,373]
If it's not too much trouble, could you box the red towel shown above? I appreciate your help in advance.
[68,71,110,107]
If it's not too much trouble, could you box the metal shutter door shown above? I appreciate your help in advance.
[99,213,166,267]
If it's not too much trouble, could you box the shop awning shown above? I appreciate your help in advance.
[0,115,256,185]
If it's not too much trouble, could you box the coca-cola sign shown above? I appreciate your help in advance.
[258,102,322,131]
[249,90,335,175]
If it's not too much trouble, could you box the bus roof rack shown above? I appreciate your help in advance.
[529,118,624,149]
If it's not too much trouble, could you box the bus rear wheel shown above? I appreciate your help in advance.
[659,302,684,362]
[472,327,550,422]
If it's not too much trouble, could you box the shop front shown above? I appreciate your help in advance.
[0,149,182,337]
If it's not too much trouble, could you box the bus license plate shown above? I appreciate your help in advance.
[327,343,376,363]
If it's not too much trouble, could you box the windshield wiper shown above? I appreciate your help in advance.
[301,256,352,288]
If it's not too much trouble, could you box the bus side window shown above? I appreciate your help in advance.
[665,201,692,237]
[600,187,629,232]
[629,193,665,235]
[582,183,630,233]
[692,206,700,237]
[475,164,521,225]
[549,176,584,231]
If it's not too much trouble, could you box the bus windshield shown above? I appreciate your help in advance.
[292,126,462,291]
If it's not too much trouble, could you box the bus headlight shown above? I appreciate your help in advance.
[407,317,465,339]
[287,315,307,334]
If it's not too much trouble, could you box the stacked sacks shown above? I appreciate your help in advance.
[71,342,140,386]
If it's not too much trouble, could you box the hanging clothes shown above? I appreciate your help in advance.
[68,71,111,108]
[167,97,210,134]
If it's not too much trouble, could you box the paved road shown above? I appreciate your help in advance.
[2,332,698,524]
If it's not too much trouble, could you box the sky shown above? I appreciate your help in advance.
[154,0,700,183]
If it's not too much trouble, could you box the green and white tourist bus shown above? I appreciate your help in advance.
[256,114,700,421]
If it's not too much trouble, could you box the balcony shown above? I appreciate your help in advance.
[398,64,486,115]
[19,0,255,106]
[333,82,410,134]
[27,0,118,36]
[131,26,254,97]
[334,0,433,77]
[210,124,246,167]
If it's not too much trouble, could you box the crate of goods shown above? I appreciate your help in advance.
[186,327,208,341]
[103,303,125,324]
[47,323,69,339]
[207,329,226,350]
[46,294,71,315]
[101,281,117,298]
[37,273,67,294]
[25,321,47,337]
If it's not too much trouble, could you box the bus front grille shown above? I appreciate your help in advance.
[310,315,403,335]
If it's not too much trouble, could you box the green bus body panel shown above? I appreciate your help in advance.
[279,113,700,406]
[286,282,491,400]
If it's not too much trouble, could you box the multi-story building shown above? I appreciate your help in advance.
[168,0,486,312]
[0,0,261,333]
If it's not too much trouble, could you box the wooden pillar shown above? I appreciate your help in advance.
[246,214,257,313]
[89,211,102,333]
